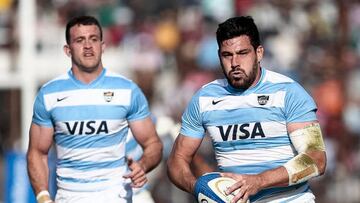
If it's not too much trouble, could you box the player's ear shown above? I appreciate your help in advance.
[101,41,106,53]
[256,45,264,62]
[63,44,71,57]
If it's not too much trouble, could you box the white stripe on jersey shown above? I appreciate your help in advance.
[44,89,131,111]
[216,145,294,167]
[199,91,286,113]
[55,119,128,135]
[57,142,125,162]
[207,121,286,142]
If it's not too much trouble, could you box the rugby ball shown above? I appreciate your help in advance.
[194,172,249,203]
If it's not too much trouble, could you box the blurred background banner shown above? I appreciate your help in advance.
[5,151,35,203]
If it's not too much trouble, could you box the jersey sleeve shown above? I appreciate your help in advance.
[127,83,151,121]
[180,92,205,139]
[32,90,53,127]
[285,82,318,123]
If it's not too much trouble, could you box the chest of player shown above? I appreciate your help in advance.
[45,89,132,135]
[199,91,287,140]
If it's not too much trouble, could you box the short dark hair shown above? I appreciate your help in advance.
[65,15,103,44]
[216,16,260,50]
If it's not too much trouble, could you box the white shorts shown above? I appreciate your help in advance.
[55,186,133,203]
[132,189,154,203]
[255,184,315,203]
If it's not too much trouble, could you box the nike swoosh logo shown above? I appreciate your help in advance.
[57,97,68,102]
[212,99,224,105]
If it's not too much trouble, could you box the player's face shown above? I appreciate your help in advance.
[64,24,104,73]
[219,35,263,89]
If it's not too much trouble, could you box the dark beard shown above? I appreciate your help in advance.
[221,60,259,89]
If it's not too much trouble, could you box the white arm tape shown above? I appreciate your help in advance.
[284,123,325,185]
[36,190,52,203]
[284,153,319,185]
[289,123,325,153]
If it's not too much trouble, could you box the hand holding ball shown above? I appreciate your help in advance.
[194,172,250,203]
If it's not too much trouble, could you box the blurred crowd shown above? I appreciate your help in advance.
[1,0,360,202]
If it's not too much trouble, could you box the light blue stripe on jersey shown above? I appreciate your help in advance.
[126,137,138,152]
[58,176,107,183]
[213,136,290,151]
[58,156,126,171]
[51,106,130,121]
[125,131,148,194]
[42,72,134,94]
[203,107,285,125]
[201,81,288,97]
[219,158,291,174]
[126,136,143,161]
[55,128,127,149]
[126,137,142,157]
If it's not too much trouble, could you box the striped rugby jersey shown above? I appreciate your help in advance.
[125,130,148,196]
[181,68,318,202]
[32,68,150,193]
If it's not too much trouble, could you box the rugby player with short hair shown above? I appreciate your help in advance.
[167,16,326,203]
[27,15,163,203]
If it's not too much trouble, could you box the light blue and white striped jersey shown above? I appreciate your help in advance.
[125,116,156,197]
[125,130,147,196]
[181,68,318,202]
[126,131,144,163]
[32,68,151,193]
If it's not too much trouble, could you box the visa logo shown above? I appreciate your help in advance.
[64,121,109,135]
[216,122,265,141]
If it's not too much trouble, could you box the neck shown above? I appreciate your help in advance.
[249,66,262,89]
[71,65,103,84]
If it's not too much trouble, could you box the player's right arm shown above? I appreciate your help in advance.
[167,134,202,193]
[27,123,54,203]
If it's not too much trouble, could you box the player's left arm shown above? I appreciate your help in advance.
[124,116,163,187]
[222,121,327,203]
[284,121,326,184]
[254,121,327,188]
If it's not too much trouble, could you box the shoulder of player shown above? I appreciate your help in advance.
[262,69,295,85]
[201,79,226,90]
[261,69,310,96]
[190,79,225,98]
[104,70,139,88]
[40,73,70,91]
[104,70,130,81]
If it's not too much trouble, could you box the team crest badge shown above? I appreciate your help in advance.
[103,91,114,102]
[257,95,269,105]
